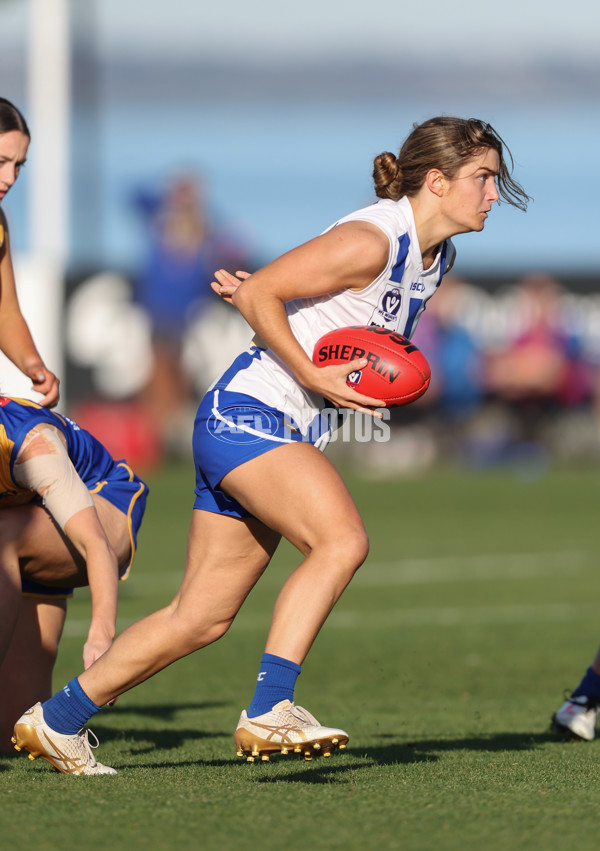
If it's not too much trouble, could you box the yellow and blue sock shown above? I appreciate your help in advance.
[42,677,101,734]
[247,653,301,718]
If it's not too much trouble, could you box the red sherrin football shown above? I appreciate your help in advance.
[312,325,431,407]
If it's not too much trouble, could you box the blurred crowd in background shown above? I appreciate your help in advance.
[64,170,600,477]
[381,272,600,476]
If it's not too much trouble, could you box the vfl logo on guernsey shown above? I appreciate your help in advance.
[370,287,402,329]
[381,288,401,321]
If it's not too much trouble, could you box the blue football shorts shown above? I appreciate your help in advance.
[192,386,330,519]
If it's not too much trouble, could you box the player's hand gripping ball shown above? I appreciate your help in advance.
[312,325,431,407]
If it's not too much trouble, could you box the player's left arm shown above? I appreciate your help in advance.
[12,425,119,668]
[0,213,60,407]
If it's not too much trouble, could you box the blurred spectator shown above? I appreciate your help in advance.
[412,276,486,461]
[415,276,485,421]
[485,273,594,453]
[131,172,249,455]
[405,272,600,470]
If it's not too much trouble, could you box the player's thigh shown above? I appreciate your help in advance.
[171,508,281,622]
[1,504,86,586]
[220,441,367,555]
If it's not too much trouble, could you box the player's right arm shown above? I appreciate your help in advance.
[0,211,60,407]
[223,222,389,413]
[12,425,118,668]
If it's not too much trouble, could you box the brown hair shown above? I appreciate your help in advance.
[0,97,30,138]
[373,116,529,211]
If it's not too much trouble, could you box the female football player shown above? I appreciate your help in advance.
[13,117,529,775]
[0,396,148,757]
[0,97,60,407]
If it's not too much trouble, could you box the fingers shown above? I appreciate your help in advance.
[28,369,60,408]
[212,269,251,302]
[35,386,60,408]
[341,396,386,417]
[312,359,385,415]
[341,358,385,412]
[214,268,250,288]
[213,268,238,286]
[210,280,229,297]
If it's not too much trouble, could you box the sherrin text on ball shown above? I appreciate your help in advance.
[312,325,431,407]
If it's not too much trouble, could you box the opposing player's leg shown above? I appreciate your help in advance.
[0,596,66,752]
[551,650,600,741]
[16,494,133,589]
[0,505,68,670]
[0,535,21,671]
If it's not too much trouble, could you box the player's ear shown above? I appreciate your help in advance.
[425,169,447,198]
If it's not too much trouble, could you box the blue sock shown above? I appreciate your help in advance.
[42,677,101,734]
[572,667,600,702]
[247,653,301,718]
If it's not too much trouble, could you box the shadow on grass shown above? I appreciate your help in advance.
[363,730,559,764]
[91,724,228,754]
[85,702,231,755]
[100,701,228,721]
[100,729,565,769]
[231,731,564,784]
[254,763,361,784]
[2,725,564,779]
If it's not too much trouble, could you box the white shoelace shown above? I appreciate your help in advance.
[76,728,101,765]
[290,704,321,726]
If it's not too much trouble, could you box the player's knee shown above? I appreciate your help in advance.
[347,526,370,570]
[171,610,234,653]
[327,525,370,577]
[203,617,235,646]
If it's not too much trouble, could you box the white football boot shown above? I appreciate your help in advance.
[12,702,117,775]
[234,699,349,762]
[551,695,599,741]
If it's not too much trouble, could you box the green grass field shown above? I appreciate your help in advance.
[2,463,600,850]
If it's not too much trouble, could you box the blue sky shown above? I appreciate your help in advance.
[1,0,599,64]
[97,0,600,62]
[1,0,599,274]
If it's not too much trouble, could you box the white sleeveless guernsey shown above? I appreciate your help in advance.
[223,195,455,433]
